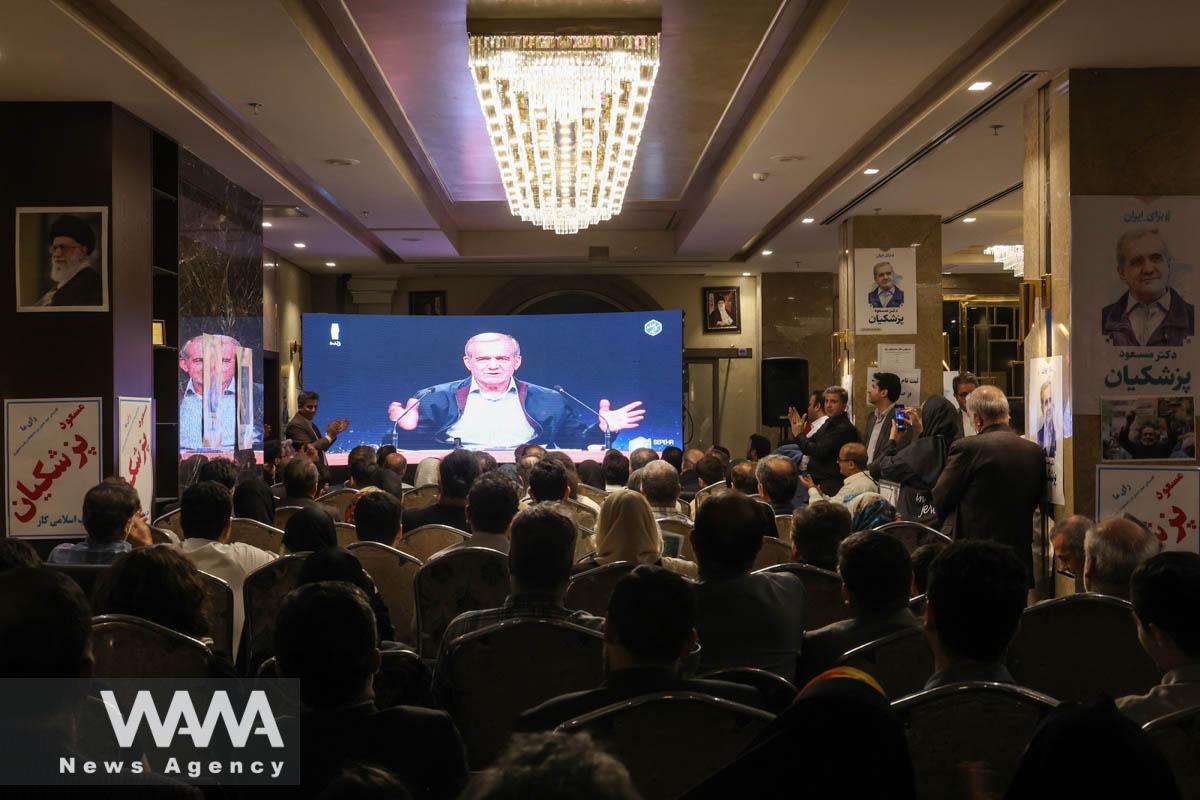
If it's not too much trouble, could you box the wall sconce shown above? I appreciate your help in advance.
[830,330,850,371]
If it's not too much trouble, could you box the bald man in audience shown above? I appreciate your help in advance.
[1051,514,1092,588]
[640,460,688,523]
[800,443,877,506]
[1084,517,1161,600]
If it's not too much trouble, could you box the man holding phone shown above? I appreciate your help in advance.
[864,372,908,469]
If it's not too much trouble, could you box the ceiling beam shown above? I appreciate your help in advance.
[48,0,405,264]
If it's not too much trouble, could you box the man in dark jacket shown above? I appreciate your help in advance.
[777,386,861,496]
[933,386,1045,580]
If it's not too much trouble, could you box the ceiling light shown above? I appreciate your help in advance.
[324,158,360,167]
[968,81,992,91]
[293,242,306,248]
[962,217,976,223]
[786,296,795,300]
[761,249,773,256]
[802,218,815,224]
[325,262,336,267]
[741,272,752,277]
[863,168,880,175]
[469,33,660,235]
[261,221,272,228]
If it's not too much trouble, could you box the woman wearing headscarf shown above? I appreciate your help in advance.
[233,479,276,525]
[869,394,962,524]
[584,489,697,579]
[283,507,338,553]
[413,457,440,488]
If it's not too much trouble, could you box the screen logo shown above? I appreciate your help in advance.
[643,319,662,337]
[329,323,341,347]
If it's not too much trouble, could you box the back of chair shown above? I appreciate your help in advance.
[893,682,1058,799]
[752,536,793,571]
[442,619,604,767]
[677,498,693,519]
[755,562,849,630]
[1145,706,1200,799]
[415,547,510,657]
[694,481,729,510]
[150,526,180,546]
[403,484,441,512]
[839,627,933,700]
[198,571,234,659]
[242,553,309,672]
[272,505,304,531]
[317,488,358,517]
[348,541,422,647]
[92,614,214,679]
[151,508,184,539]
[1007,593,1161,703]
[375,648,434,709]
[699,667,798,713]
[560,692,773,798]
[575,484,608,506]
[574,527,596,562]
[399,524,470,563]
[872,521,951,553]
[561,498,598,530]
[228,517,285,554]
[565,561,637,616]
[334,522,359,547]
[45,563,110,603]
[658,517,693,539]
[774,515,794,543]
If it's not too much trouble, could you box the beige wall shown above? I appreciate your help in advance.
[276,255,312,420]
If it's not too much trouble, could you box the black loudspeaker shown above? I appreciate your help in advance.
[761,357,809,427]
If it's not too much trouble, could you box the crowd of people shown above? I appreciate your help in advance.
[1,377,1197,797]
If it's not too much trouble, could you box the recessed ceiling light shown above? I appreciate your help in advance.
[769,154,805,163]
[801,218,815,224]
[968,81,992,91]
[401,236,421,242]
[325,262,336,267]
[863,168,880,175]
[962,217,977,223]
[742,272,752,277]
[324,158,360,167]
[910,242,921,247]
[761,249,773,256]
[261,221,272,228]
[293,242,306,248]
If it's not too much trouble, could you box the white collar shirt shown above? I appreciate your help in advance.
[446,377,534,448]
[1125,291,1172,346]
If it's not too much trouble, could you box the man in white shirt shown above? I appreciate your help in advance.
[801,443,877,506]
[1100,227,1195,347]
[178,481,277,658]
[785,391,828,473]
[952,372,979,438]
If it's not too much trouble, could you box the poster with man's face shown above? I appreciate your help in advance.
[1071,197,1198,412]
[855,247,916,334]
[1100,396,1195,461]
[1026,356,1065,505]
[15,207,108,312]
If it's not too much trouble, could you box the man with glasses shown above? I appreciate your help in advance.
[36,214,102,307]
[951,372,979,438]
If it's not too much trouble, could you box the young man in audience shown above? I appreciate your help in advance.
[639,460,688,523]
[178,480,277,657]
[661,446,684,473]
[519,565,763,730]
[629,447,659,472]
[47,479,152,564]
[692,455,727,503]
[679,447,705,497]
[401,448,480,533]
[527,459,571,504]
[801,442,877,506]
[795,531,918,685]
[923,540,1027,689]
[691,492,805,678]
[602,449,630,491]
[1051,514,1091,586]
[197,457,238,490]
[756,454,800,516]
[790,501,852,572]
[275,581,467,798]
[1116,552,1200,724]
[1083,517,1161,600]
[263,439,284,490]
[909,541,945,596]
[379,448,413,490]
[437,471,518,556]
[353,490,404,548]
[747,434,772,462]
[542,451,599,512]
[282,458,340,520]
[462,732,639,800]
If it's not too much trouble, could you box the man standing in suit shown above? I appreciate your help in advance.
[867,261,904,309]
[863,372,908,468]
[286,390,349,467]
[1100,227,1194,347]
[777,386,861,496]
[933,386,1045,580]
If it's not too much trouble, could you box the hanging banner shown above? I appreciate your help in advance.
[118,397,154,512]
[1097,466,1199,554]
[855,247,917,335]
[1071,196,1198,412]
[1027,356,1066,505]
[5,398,102,538]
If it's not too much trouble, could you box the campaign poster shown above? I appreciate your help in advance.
[118,397,153,512]
[1071,197,1198,412]
[5,398,103,538]
[1097,466,1199,554]
[1027,356,1066,505]
[855,247,916,335]
[1100,396,1195,461]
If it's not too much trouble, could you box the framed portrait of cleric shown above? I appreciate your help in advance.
[15,207,108,312]
[702,286,741,334]
[409,290,447,316]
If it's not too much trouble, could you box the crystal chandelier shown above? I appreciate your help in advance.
[985,244,1024,278]
[468,34,660,235]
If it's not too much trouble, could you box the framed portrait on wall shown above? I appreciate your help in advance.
[702,286,740,333]
[409,290,447,316]
[15,206,108,312]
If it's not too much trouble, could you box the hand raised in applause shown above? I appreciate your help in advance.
[787,406,808,439]
[325,419,350,438]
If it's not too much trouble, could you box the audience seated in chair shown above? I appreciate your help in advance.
[576,459,605,491]
[800,443,878,506]
[629,447,659,472]
[283,507,339,553]
[1084,516,1161,600]
[527,459,570,504]
[909,541,945,597]
[297,546,396,643]
[379,448,413,492]
[756,454,800,516]
[354,490,405,548]
[790,501,851,572]
[520,565,764,731]
[178,480,277,658]
[692,492,805,679]
[795,531,919,686]
[48,479,153,565]
[679,447,705,497]
[640,460,690,524]
[587,489,697,579]
[922,540,1027,690]
[275,582,467,799]
[694,455,727,495]
[542,451,600,513]
[0,538,39,571]
[233,477,276,525]
[197,457,238,491]
[282,458,340,521]
[436,471,517,558]
[403,449,479,533]
[461,732,638,800]
[661,446,684,473]
[601,449,630,492]
[1050,514,1091,584]
[729,460,759,495]
[1115,552,1200,724]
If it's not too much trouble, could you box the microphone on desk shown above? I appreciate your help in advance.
[554,385,611,450]
[390,387,432,448]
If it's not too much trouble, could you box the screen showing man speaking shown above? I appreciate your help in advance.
[301,310,682,461]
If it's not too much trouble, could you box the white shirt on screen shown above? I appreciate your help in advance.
[445,377,535,448]
[179,379,236,449]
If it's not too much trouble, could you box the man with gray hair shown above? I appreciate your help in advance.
[1084,517,1161,600]
[756,454,800,516]
[639,460,688,523]
[933,385,1045,581]
[384,331,647,449]
[1100,227,1194,347]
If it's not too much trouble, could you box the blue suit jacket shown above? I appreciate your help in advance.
[868,286,904,308]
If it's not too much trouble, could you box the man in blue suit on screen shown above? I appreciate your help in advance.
[383,332,646,449]
[867,261,904,308]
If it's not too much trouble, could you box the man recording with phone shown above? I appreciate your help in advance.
[863,372,911,470]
